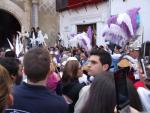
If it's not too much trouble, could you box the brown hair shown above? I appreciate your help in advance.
[62,60,79,83]
[0,65,12,113]
[23,48,50,83]
[81,72,116,113]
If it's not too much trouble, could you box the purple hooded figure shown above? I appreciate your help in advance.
[117,7,140,38]
[127,8,140,34]
[103,7,140,47]
[86,26,93,44]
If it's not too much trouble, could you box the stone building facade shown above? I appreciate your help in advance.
[0,0,59,46]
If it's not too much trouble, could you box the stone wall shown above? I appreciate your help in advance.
[38,10,59,46]
[0,0,31,31]
[0,0,59,46]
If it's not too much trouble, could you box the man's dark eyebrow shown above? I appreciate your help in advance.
[90,60,97,64]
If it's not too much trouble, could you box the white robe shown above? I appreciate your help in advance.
[137,87,150,112]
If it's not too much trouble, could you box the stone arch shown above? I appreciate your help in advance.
[0,9,22,28]
[0,0,30,31]
[0,9,21,48]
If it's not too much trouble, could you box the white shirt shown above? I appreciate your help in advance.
[74,85,90,113]
[137,87,150,112]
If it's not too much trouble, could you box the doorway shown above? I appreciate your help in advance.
[77,23,96,47]
[0,9,21,48]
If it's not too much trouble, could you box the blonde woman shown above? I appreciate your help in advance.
[46,55,60,93]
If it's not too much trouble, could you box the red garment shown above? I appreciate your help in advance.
[67,0,103,9]
[134,81,145,89]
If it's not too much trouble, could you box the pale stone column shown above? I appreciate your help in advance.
[32,0,39,28]
[24,0,32,31]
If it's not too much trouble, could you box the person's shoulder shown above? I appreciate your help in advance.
[74,85,91,113]
[49,93,67,104]
[66,82,86,97]
[13,83,24,93]
[79,85,91,95]
[137,87,150,94]
[48,94,68,112]
[73,81,86,88]
[82,85,91,91]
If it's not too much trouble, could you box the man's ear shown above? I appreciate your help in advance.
[7,94,13,107]
[102,64,109,71]
[11,75,16,82]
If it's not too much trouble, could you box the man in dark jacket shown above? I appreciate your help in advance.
[6,48,68,113]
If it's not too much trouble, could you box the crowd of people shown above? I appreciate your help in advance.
[0,40,150,113]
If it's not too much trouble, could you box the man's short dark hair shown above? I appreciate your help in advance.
[90,48,112,70]
[5,50,16,58]
[0,57,19,77]
[23,48,50,82]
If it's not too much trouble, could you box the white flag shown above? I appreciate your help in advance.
[7,38,14,50]
[15,35,20,57]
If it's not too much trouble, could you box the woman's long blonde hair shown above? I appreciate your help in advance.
[49,54,57,72]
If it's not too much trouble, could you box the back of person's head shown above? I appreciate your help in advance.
[80,52,88,60]
[5,50,16,58]
[62,60,79,83]
[99,45,104,49]
[115,45,122,50]
[90,48,112,70]
[31,27,36,31]
[36,27,40,30]
[0,65,12,113]
[0,57,19,82]
[23,48,50,83]
[114,45,122,53]
[81,72,116,113]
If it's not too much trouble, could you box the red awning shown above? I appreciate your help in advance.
[67,0,102,9]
